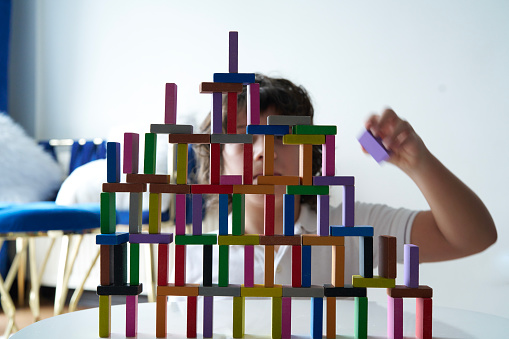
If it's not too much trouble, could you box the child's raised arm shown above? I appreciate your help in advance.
[365,108,497,262]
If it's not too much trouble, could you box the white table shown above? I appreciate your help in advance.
[11,297,509,338]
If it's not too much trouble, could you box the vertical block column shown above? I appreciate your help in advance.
[99,295,111,338]
[210,143,221,185]
[247,83,260,125]
[243,143,253,185]
[129,192,142,234]
[212,92,222,134]
[265,194,275,236]
[157,244,169,286]
[405,244,419,288]
[126,295,138,337]
[203,245,213,287]
[175,194,186,235]
[113,243,127,285]
[388,296,403,339]
[332,245,345,287]
[326,297,336,339]
[233,296,245,338]
[192,194,202,235]
[232,194,245,235]
[300,144,312,185]
[281,297,292,339]
[416,298,432,339]
[283,194,295,236]
[291,245,302,287]
[203,296,214,338]
[265,245,274,287]
[322,135,335,176]
[355,297,368,339]
[229,31,238,73]
[219,194,229,235]
[342,185,355,227]
[311,297,323,339]
[100,192,116,234]
[156,295,167,338]
[302,245,311,287]
[317,194,329,236]
[107,142,121,183]
[164,83,177,125]
[244,245,254,287]
[174,245,186,286]
[218,245,229,287]
[100,245,113,286]
[123,132,139,174]
[149,193,162,234]
[359,236,373,278]
[264,135,274,176]
[176,143,188,185]
[187,296,197,338]
[272,297,282,339]
[379,235,397,279]
[227,92,238,134]
[144,133,157,175]
[130,243,140,285]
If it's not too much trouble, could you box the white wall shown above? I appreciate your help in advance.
[9,0,509,318]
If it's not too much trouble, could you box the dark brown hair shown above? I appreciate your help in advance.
[192,73,322,210]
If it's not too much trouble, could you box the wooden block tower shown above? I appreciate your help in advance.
[97,31,433,339]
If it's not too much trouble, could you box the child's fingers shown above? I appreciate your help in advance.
[378,108,398,134]
[383,119,413,150]
[365,114,381,135]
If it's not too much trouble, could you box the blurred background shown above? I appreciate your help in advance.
[4,0,509,321]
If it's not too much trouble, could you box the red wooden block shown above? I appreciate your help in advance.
[187,296,198,338]
[210,143,221,185]
[174,245,186,286]
[243,143,253,185]
[291,245,302,287]
[227,92,237,134]
[158,244,169,286]
[191,184,233,194]
[264,194,275,236]
[416,298,432,339]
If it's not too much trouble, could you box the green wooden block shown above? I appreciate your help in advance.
[99,295,111,338]
[218,245,229,287]
[272,297,282,339]
[176,143,188,184]
[175,234,218,245]
[232,194,245,236]
[286,185,329,195]
[130,243,140,285]
[100,192,116,234]
[292,125,337,135]
[233,296,245,338]
[144,133,157,175]
[355,297,368,339]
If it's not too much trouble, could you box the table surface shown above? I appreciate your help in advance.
[11,297,509,339]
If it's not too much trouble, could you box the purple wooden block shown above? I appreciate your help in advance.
[317,195,330,236]
[165,83,177,125]
[229,31,238,73]
[244,245,254,287]
[192,194,202,235]
[247,83,260,125]
[342,186,355,227]
[129,233,173,244]
[358,129,390,163]
[220,175,243,185]
[212,92,222,134]
[322,135,335,176]
[126,295,138,337]
[313,176,355,186]
[203,296,214,338]
[387,296,403,339]
[175,194,186,235]
[404,244,419,288]
[281,297,292,339]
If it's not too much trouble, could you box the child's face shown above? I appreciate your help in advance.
[222,106,300,199]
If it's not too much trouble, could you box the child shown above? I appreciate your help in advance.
[182,74,496,286]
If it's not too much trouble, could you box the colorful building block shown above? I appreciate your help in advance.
[126,174,170,184]
[233,184,274,194]
[220,174,243,185]
[100,192,116,234]
[302,245,311,287]
[174,245,186,286]
[97,284,142,296]
[130,243,140,285]
[313,175,355,186]
[405,244,420,288]
[199,285,241,297]
[168,133,210,144]
[157,244,169,286]
[100,245,113,286]
[229,31,238,72]
[352,275,396,288]
[218,245,229,287]
[99,295,111,338]
[191,184,233,194]
[246,124,289,135]
[268,115,311,126]
[232,296,245,338]
[227,92,237,134]
[210,133,253,144]
[330,225,374,237]
[213,72,255,84]
[326,297,336,339]
[416,298,432,339]
[102,183,147,193]
[379,235,397,279]
[164,83,177,125]
[302,234,344,246]
[259,235,301,246]
[128,192,142,234]
[150,183,191,194]
[148,193,161,234]
[323,284,367,298]
[343,185,355,227]
[355,297,368,339]
[317,194,330,236]
[264,135,274,176]
[156,295,167,338]
[144,133,157,175]
[283,134,325,145]
[282,285,324,298]
[96,232,129,246]
[126,295,138,337]
[272,297,282,339]
[175,194,186,235]
[300,144,313,185]
[174,234,217,246]
[187,296,197,338]
[113,242,128,285]
[192,193,202,235]
[232,194,245,235]
[292,245,302,287]
[311,297,323,339]
[265,194,275,235]
[287,185,329,195]
[358,129,390,163]
[243,143,253,185]
[150,124,193,134]
[388,296,403,339]
[123,133,139,174]
[203,245,213,287]
[244,245,254,287]
[388,285,433,298]
[240,284,282,297]
[322,135,335,176]
[293,124,336,135]
[199,82,243,93]
[212,92,222,134]
[129,233,173,244]
[107,142,121,183]
[157,284,200,296]
[332,245,345,287]
[247,83,260,125]
[281,297,292,339]
[284,194,295,236]
[257,175,301,186]
[176,143,188,185]
[218,235,260,246]
[203,296,214,338]
[219,194,229,235]
[359,236,373,278]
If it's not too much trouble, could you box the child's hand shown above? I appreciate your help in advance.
[365,108,429,173]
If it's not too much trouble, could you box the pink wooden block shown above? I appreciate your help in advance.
[165,83,177,124]
[322,135,335,176]
[220,175,243,185]
[126,295,138,337]
[281,297,292,339]
[416,298,432,339]
[175,194,186,235]
[244,245,254,287]
[247,83,260,125]
[123,133,139,174]
[387,296,403,339]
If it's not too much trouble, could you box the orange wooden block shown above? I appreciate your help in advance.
[264,135,274,176]
[302,234,344,246]
[102,183,147,193]
[332,245,345,287]
[265,245,274,288]
[157,284,200,296]
[233,185,275,194]
[257,175,301,186]
[150,184,191,194]
[126,174,170,184]
[168,134,210,144]
[299,144,313,185]
[156,295,167,338]
[326,297,336,339]
[259,235,302,246]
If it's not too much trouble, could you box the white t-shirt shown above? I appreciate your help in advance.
[179,202,418,286]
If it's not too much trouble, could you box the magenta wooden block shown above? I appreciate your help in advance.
[281,297,292,339]
[203,296,214,338]
[192,194,202,236]
[244,245,254,287]
[358,129,390,163]
[229,31,238,73]
[247,83,260,125]
[126,295,138,337]
[313,176,354,186]
[123,133,139,174]
[322,135,335,176]
[342,186,355,227]
[175,194,186,235]
[317,195,330,236]
[404,244,419,288]
[165,83,177,125]
[387,296,403,339]
[220,175,243,185]
[212,92,222,134]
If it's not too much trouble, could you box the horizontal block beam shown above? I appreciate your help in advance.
[126,174,170,184]
[157,284,200,296]
[246,125,290,135]
[199,82,243,93]
[287,185,329,195]
[241,284,282,297]
[96,233,129,245]
[213,73,255,84]
[267,115,311,126]
[97,284,143,296]
[175,234,218,245]
[103,183,147,193]
[323,284,367,298]
[330,226,374,237]
[168,134,210,144]
[150,124,193,134]
[257,175,301,186]
[388,285,433,298]
[302,235,344,246]
[352,275,395,288]
[283,134,325,145]
[233,185,275,194]
[259,235,301,246]
[313,176,354,186]
[282,286,324,298]
[217,235,260,245]
[150,184,191,194]
[210,134,253,144]
[129,233,173,244]
[292,125,337,135]
[191,184,233,194]
[199,285,242,297]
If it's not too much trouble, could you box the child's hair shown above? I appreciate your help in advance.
[192,73,322,210]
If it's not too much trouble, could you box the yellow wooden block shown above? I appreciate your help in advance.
[257,175,301,186]
[272,297,282,339]
[99,295,111,338]
[233,185,275,194]
[149,193,161,234]
[241,284,283,297]
[218,235,260,245]
[233,296,245,338]
[352,275,396,288]
[302,234,345,246]
[283,134,325,145]
[176,143,188,184]
[157,284,200,296]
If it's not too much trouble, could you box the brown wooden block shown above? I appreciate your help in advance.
[150,184,191,194]
[199,82,244,93]
[299,144,313,185]
[259,235,302,246]
[233,185,275,194]
[264,135,274,176]
[168,134,211,144]
[302,234,344,246]
[379,235,397,279]
[265,245,274,287]
[100,245,113,286]
[126,174,170,184]
[102,183,147,193]
[156,295,167,338]
[257,175,301,186]
[332,245,345,287]
[157,284,200,296]
[387,285,433,298]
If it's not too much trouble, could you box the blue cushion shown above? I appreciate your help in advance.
[0,202,101,233]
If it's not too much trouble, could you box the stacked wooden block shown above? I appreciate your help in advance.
[96,31,432,339]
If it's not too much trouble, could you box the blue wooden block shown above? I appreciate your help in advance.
[96,232,130,245]
[107,142,120,183]
[310,297,323,339]
[302,245,312,287]
[330,225,374,237]
[283,194,294,236]
[219,194,229,235]
[246,125,290,136]
[213,73,255,84]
